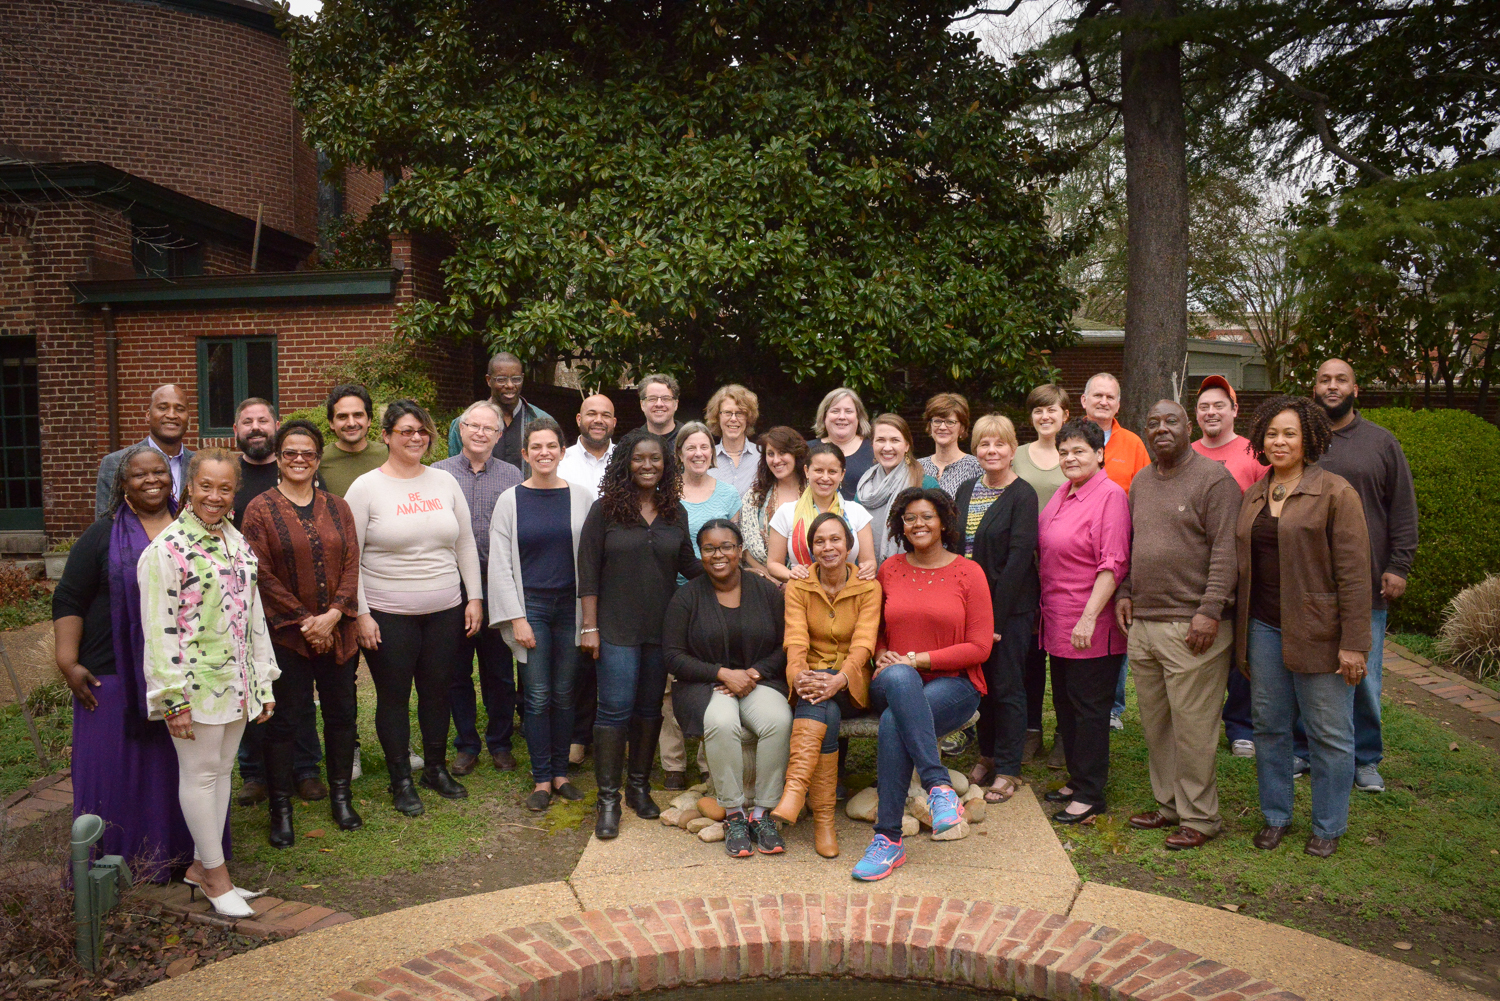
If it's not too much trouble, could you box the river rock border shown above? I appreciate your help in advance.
[327,893,1304,1001]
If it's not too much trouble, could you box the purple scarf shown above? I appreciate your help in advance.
[108,502,169,736]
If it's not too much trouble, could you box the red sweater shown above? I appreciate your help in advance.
[877,554,994,694]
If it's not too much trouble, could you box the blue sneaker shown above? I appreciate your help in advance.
[852,834,906,881]
[928,785,964,834]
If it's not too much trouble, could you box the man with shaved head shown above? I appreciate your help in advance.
[446,351,554,475]
[95,384,193,518]
[1114,400,1242,850]
[1305,358,1418,794]
[557,393,617,492]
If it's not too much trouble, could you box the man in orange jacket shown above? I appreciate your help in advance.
[1084,372,1151,494]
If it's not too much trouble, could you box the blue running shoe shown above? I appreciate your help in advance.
[927,785,964,834]
[851,834,906,881]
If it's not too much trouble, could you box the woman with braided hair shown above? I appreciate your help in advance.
[577,428,702,838]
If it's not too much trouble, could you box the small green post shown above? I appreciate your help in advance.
[71,815,132,973]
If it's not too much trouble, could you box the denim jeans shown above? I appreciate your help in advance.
[238,697,324,784]
[595,642,667,729]
[869,666,980,841]
[449,598,516,758]
[1221,669,1254,744]
[1112,656,1129,718]
[1248,618,1356,840]
[517,588,579,783]
[1291,609,1386,768]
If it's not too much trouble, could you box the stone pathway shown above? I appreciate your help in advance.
[1385,640,1500,727]
[1,767,72,827]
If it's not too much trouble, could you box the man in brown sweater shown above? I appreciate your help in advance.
[1115,400,1241,849]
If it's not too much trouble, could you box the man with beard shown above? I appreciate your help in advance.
[229,397,328,803]
[557,393,616,492]
[320,383,389,497]
[95,384,193,518]
[447,352,553,475]
[1115,401,1241,850]
[1303,359,1418,794]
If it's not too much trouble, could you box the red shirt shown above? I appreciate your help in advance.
[876,554,994,694]
[1192,436,1269,493]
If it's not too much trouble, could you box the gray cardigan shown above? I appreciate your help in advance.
[486,480,595,662]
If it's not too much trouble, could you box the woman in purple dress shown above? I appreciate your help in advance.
[52,444,219,882]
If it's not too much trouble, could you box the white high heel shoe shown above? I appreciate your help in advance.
[184,878,264,900]
[189,882,255,918]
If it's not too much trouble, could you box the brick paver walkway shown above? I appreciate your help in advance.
[133,881,356,940]
[0,767,72,826]
[1384,641,1500,727]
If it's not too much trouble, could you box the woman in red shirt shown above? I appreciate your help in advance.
[851,488,994,881]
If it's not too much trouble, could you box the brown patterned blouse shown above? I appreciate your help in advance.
[241,487,362,662]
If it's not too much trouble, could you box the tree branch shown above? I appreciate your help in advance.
[951,2,1026,22]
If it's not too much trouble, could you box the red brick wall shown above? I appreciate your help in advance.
[343,169,385,223]
[0,0,318,244]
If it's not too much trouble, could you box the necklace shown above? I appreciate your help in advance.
[1270,471,1303,502]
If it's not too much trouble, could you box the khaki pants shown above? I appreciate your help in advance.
[659,681,687,772]
[702,687,792,811]
[1128,619,1233,836]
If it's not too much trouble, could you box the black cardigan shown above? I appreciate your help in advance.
[955,475,1040,626]
[664,573,787,739]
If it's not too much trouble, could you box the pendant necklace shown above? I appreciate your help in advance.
[1270,472,1302,502]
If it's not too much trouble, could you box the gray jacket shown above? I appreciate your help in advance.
[486,480,596,663]
[96,438,193,518]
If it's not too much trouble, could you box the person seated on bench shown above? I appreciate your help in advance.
[852,488,994,882]
[664,520,790,859]
[773,512,881,859]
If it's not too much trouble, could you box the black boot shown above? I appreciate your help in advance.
[325,726,362,832]
[593,725,626,839]
[386,752,425,817]
[265,738,296,849]
[624,716,663,819]
[419,744,469,799]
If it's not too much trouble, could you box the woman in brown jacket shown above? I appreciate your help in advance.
[772,512,881,858]
[1235,397,1371,859]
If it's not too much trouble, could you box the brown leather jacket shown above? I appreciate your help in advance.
[1234,464,1372,674]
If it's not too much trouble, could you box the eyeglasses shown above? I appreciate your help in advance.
[644,395,676,405]
[929,418,960,429]
[280,449,319,461]
[489,376,524,386]
[701,543,741,557]
[392,428,431,440]
[719,409,746,420]
[461,420,501,436]
[901,511,940,525]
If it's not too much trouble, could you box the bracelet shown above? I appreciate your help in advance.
[580,627,599,634]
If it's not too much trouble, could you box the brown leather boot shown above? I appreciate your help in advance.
[808,750,840,858]
[772,719,826,825]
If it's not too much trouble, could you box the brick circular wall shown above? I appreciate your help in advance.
[329,893,1304,1001]
[0,0,317,241]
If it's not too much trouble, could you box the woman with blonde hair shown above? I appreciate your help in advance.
[919,393,982,496]
[857,414,939,564]
[705,384,761,496]
[813,387,874,501]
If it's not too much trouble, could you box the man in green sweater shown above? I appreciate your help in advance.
[1115,400,1242,850]
[320,383,389,497]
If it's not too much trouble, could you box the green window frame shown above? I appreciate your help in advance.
[196,336,277,437]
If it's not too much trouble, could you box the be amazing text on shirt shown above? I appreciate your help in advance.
[396,490,446,516]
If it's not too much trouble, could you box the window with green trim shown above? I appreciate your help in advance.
[197,337,277,436]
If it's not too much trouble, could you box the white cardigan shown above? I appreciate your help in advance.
[487,480,596,663]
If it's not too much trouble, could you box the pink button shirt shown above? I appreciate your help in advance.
[1037,469,1132,659]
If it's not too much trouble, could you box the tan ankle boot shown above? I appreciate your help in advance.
[772,719,826,825]
[807,750,840,858]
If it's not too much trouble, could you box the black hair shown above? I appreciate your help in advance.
[888,486,962,554]
[276,419,324,455]
[108,443,170,517]
[1249,395,1333,466]
[598,427,683,526]
[805,511,853,554]
[696,518,743,548]
[1056,417,1106,453]
[524,416,565,449]
[804,441,846,469]
[325,383,373,423]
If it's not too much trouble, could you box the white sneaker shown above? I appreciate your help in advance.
[1109,714,1124,731]
[1231,739,1256,758]
[409,751,425,770]
[350,746,363,781]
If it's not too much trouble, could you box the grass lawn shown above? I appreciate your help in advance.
[0,684,72,798]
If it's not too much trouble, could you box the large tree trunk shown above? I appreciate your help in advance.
[1119,0,1189,431]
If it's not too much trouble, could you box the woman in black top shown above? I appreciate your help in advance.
[53,445,198,882]
[665,520,790,858]
[578,428,702,838]
[954,414,1039,804]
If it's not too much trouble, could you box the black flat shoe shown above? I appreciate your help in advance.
[1052,802,1106,825]
[552,782,584,801]
[1044,786,1074,803]
[525,789,553,812]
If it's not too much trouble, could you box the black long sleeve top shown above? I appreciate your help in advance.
[50,517,116,675]
[576,501,702,646]
[955,475,1041,626]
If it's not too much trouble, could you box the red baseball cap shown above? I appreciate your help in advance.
[1197,375,1237,407]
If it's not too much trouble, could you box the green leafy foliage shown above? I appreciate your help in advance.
[288,1,1083,407]
[1362,408,1500,634]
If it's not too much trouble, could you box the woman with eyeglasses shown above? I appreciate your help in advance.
[242,420,364,846]
[345,400,484,817]
[705,384,762,496]
[919,393,982,497]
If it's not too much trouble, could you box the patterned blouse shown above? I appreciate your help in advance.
[739,489,776,566]
[920,453,983,498]
[139,507,279,724]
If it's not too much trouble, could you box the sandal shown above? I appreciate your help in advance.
[968,758,996,788]
[984,775,1021,804]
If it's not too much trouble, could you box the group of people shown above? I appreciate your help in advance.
[56,352,1417,904]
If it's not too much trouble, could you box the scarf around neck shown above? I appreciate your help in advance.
[108,500,172,736]
[789,486,843,566]
[856,461,911,564]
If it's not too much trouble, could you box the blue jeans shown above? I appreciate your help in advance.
[595,642,667,729]
[238,698,323,784]
[517,588,579,783]
[450,598,516,757]
[1248,619,1356,840]
[1112,656,1128,718]
[1222,669,1254,744]
[869,666,980,841]
[1292,610,1386,768]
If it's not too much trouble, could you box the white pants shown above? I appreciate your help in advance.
[170,717,246,871]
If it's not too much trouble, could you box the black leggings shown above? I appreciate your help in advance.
[792,670,852,753]
[365,605,466,771]
[266,645,358,744]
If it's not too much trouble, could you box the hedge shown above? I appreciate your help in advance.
[1361,408,1500,634]
[281,405,453,465]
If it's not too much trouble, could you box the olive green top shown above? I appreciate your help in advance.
[1012,441,1068,514]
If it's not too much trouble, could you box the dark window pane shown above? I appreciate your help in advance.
[204,342,235,430]
[244,341,275,403]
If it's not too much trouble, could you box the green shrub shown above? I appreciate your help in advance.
[1362,407,1500,634]
[281,404,451,466]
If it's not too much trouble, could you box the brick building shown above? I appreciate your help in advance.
[0,0,472,544]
